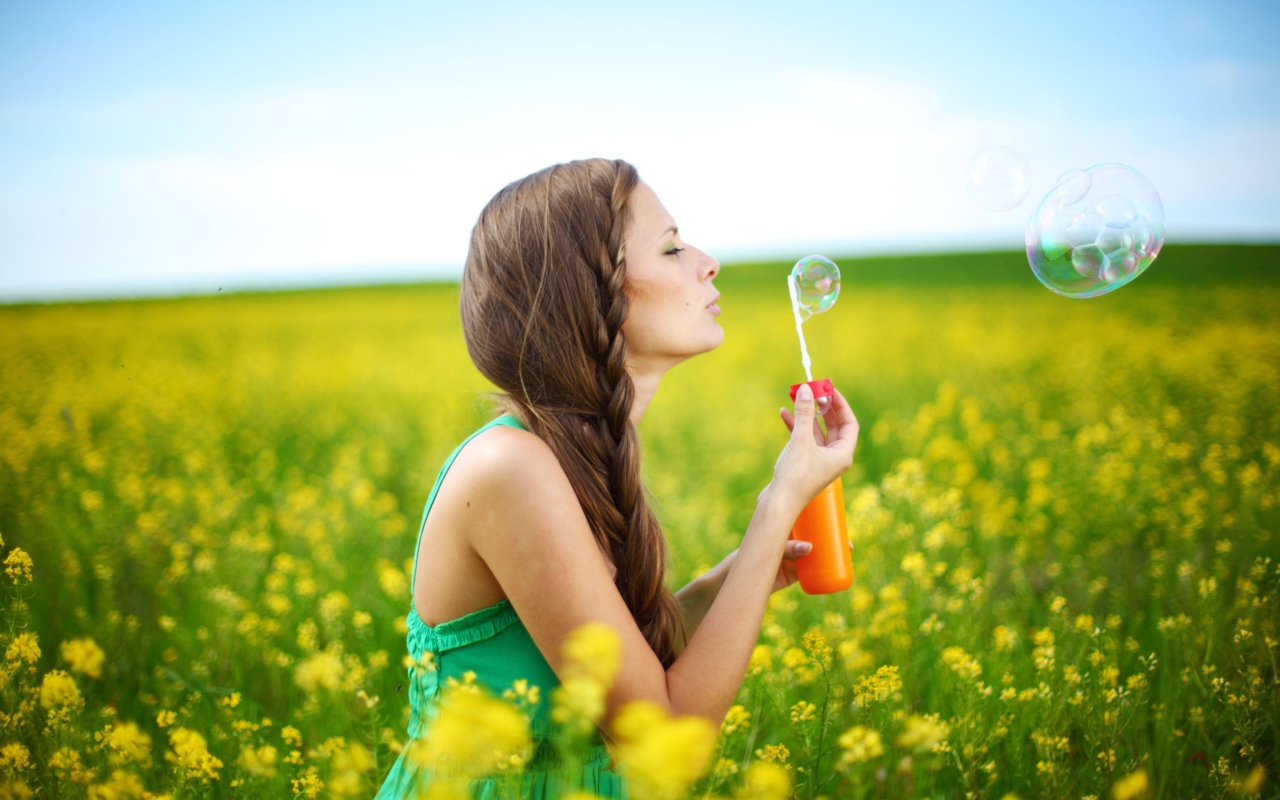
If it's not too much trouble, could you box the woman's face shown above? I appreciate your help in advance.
[621,181,723,370]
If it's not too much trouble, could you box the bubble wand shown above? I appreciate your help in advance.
[785,256,854,595]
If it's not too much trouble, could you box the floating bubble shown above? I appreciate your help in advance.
[1026,164,1164,298]
[788,255,841,414]
[790,255,841,321]
[966,146,1032,211]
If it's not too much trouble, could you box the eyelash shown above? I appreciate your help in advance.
[665,247,685,256]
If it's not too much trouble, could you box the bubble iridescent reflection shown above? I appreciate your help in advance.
[1025,164,1164,298]
[789,255,841,321]
[966,146,1032,211]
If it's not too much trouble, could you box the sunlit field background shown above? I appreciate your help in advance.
[2,244,1278,799]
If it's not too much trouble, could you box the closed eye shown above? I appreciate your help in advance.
[665,247,685,256]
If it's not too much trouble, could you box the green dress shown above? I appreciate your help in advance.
[375,413,629,800]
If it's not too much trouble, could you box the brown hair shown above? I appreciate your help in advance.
[459,158,686,669]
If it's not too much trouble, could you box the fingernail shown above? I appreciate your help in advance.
[798,542,812,554]
[797,384,812,400]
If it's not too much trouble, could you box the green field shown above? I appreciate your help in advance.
[1,244,1278,799]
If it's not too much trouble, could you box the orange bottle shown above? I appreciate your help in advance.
[788,379,855,595]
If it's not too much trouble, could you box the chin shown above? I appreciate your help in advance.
[702,323,725,352]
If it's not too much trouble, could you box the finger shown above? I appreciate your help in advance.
[791,384,816,441]
[779,407,795,433]
[820,397,841,445]
[783,540,813,559]
[828,389,859,445]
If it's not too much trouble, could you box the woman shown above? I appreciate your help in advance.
[376,158,859,799]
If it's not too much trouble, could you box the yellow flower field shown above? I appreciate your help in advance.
[1,245,1277,798]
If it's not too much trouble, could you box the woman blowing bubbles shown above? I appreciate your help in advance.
[376,158,859,799]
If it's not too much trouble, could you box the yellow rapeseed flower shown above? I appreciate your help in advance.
[836,726,884,768]
[610,700,717,800]
[105,721,152,765]
[281,726,303,748]
[562,621,622,687]
[789,701,817,723]
[408,685,531,778]
[712,757,739,780]
[551,675,605,735]
[5,633,40,665]
[1111,767,1149,800]
[166,728,223,782]
[293,649,344,692]
[327,743,374,797]
[754,743,790,766]
[290,765,324,799]
[237,745,278,778]
[853,665,902,706]
[86,769,147,799]
[992,626,1018,652]
[38,670,83,711]
[156,710,176,728]
[940,646,982,681]
[0,743,31,772]
[1238,764,1265,796]
[4,548,33,583]
[61,638,106,679]
[376,560,408,599]
[896,714,949,753]
[747,645,773,675]
[736,762,790,800]
[720,704,750,735]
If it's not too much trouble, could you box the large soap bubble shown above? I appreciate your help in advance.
[1026,164,1164,298]
[790,255,841,321]
[966,146,1032,211]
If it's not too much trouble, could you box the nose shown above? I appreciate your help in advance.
[702,250,720,280]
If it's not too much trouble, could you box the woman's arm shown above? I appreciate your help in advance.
[469,387,857,730]
[672,538,814,655]
[673,563,727,654]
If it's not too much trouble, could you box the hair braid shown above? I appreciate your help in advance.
[593,164,688,665]
[461,157,688,669]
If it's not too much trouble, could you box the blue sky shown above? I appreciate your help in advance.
[2,0,1277,299]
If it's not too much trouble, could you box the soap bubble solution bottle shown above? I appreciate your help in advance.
[786,256,855,595]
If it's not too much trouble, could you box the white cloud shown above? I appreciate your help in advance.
[3,66,1278,299]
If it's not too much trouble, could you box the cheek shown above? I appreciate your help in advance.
[623,283,681,350]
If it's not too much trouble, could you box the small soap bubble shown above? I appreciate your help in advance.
[966,146,1032,211]
[1052,169,1091,205]
[1026,163,1164,298]
[790,255,841,321]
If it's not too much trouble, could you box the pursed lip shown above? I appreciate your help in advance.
[705,293,721,308]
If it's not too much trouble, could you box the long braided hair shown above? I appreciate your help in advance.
[459,158,687,668]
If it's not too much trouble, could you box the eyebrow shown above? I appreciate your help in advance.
[660,226,678,238]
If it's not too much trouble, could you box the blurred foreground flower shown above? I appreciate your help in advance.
[896,714,949,753]
[1111,767,1149,800]
[836,725,884,768]
[736,761,791,800]
[407,685,531,778]
[165,727,223,782]
[609,700,716,800]
[61,637,106,679]
[552,622,622,738]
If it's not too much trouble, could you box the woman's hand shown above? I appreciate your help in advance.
[769,384,859,520]
[710,539,817,595]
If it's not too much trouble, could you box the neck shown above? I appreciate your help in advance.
[627,355,672,427]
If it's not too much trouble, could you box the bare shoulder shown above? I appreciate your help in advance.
[449,422,615,576]
[445,423,582,529]
[455,423,566,494]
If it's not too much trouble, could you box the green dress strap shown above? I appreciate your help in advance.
[408,412,524,599]
[376,412,629,800]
